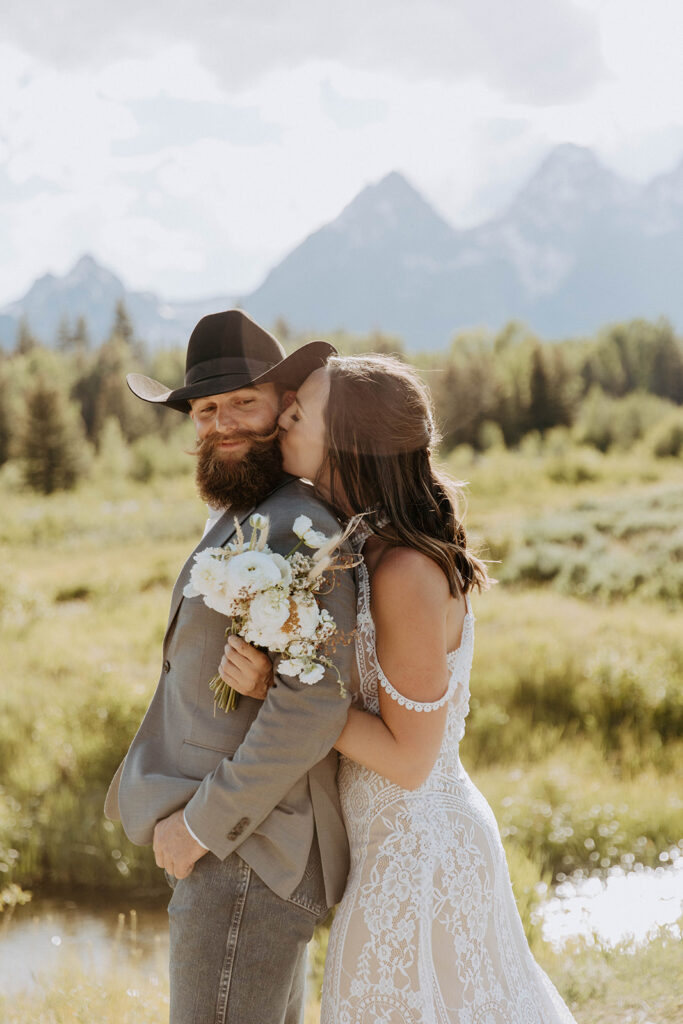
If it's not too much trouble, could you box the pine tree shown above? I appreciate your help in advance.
[72,315,91,352]
[111,300,134,345]
[19,380,87,493]
[527,345,557,435]
[15,317,38,355]
[56,314,72,351]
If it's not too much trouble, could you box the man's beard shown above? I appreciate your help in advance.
[194,427,285,509]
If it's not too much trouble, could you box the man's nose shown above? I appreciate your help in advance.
[214,406,239,432]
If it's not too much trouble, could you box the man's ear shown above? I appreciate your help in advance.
[280,390,296,411]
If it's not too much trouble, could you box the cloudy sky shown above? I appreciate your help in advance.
[1,0,682,305]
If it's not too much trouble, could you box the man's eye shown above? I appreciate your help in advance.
[238,399,256,406]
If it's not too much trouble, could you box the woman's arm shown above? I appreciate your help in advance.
[334,548,456,790]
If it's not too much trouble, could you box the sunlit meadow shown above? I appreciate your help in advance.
[1,429,682,1022]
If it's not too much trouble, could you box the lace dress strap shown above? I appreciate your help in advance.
[374,594,474,713]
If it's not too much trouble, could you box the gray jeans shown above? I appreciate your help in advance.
[166,842,328,1024]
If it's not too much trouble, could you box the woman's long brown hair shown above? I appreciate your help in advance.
[317,354,491,597]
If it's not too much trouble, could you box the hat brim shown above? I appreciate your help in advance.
[127,341,336,413]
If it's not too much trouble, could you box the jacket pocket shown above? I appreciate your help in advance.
[178,739,237,780]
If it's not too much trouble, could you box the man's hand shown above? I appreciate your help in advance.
[219,635,274,701]
[153,809,208,879]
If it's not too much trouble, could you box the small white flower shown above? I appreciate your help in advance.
[292,515,313,539]
[287,639,315,658]
[250,513,269,531]
[183,581,200,599]
[300,663,325,684]
[303,528,328,549]
[278,658,305,676]
[224,551,282,597]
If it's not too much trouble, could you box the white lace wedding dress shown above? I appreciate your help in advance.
[320,538,577,1024]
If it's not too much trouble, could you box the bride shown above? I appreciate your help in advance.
[219,354,577,1023]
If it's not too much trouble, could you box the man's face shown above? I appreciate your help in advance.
[190,383,282,457]
[189,382,293,509]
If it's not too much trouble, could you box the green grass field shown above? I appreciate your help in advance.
[1,440,682,1021]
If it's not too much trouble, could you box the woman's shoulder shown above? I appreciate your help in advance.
[370,544,450,608]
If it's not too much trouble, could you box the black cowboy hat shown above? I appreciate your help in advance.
[126,309,336,413]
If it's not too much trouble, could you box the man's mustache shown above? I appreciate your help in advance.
[193,425,280,454]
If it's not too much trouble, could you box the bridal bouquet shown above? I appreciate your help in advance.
[183,513,355,712]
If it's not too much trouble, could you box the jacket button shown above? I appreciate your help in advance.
[163,659,171,673]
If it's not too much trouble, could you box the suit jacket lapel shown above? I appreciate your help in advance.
[164,504,255,638]
[164,475,297,639]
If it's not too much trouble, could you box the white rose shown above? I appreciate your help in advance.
[300,663,325,685]
[224,551,283,597]
[293,515,313,539]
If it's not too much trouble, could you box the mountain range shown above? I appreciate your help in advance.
[3,143,683,351]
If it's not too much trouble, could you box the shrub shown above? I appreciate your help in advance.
[647,410,683,458]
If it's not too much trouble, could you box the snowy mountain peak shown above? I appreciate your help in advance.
[334,171,455,246]
[505,143,634,232]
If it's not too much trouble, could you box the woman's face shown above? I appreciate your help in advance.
[278,366,330,486]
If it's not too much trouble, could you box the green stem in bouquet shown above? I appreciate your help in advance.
[209,621,242,714]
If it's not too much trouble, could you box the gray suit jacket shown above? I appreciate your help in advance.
[105,477,355,906]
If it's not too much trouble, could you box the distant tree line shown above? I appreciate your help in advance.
[1,307,682,493]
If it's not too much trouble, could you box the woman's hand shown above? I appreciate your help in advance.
[219,635,274,701]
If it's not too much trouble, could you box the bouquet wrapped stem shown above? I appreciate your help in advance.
[208,624,241,713]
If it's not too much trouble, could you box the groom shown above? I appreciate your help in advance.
[105,310,355,1024]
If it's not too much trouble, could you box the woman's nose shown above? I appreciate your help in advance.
[278,406,292,430]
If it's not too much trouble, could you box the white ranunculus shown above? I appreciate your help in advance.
[291,595,321,638]
[293,515,313,539]
[202,588,241,618]
[188,549,229,597]
[270,553,293,587]
[250,513,269,531]
[245,589,290,640]
[300,663,325,684]
[224,551,283,597]
[278,658,305,677]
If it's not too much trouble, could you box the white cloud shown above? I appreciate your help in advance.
[3,0,603,104]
